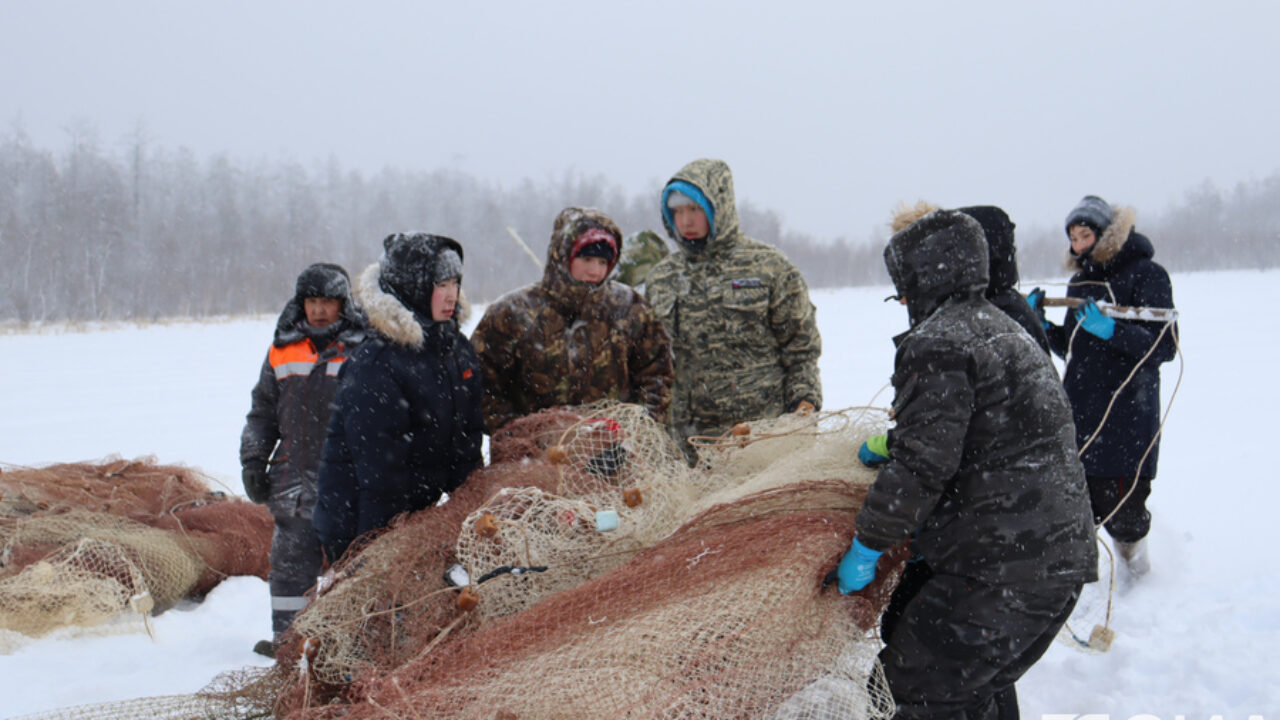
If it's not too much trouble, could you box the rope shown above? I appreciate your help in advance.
[686,408,869,451]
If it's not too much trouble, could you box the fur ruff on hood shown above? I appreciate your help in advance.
[355,263,471,348]
[1066,205,1136,271]
[890,200,941,234]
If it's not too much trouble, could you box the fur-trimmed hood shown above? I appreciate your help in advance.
[884,204,989,326]
[355,262,471,348]
[1066,205,1138,271]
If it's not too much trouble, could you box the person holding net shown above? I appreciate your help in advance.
[240,262,367,657]
[838,206,1097,719]
[470,207,673,441]
[644,158,822,461]
[1027,195,1178,577]
[314,233,485,565]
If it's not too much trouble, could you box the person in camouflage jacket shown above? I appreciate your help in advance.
[645,158,822,454]
[470,207,673,434]
[837,206,1097,719]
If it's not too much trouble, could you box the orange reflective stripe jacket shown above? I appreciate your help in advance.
[269,340,348,379]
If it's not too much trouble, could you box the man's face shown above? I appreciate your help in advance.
[570,256,610,284]
[1069,225,1097,256]
[431,278,459,322]
[673,204,710,240]
[304,297,342,328]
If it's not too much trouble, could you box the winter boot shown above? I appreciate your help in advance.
[1116,537,1150,577]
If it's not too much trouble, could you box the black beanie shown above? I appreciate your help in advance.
[295,263,351,302]
[575,241,616,263]
[378,233,464,316]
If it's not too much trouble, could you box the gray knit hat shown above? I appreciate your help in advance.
[1064,195,1114,237]
[432,248,463,284]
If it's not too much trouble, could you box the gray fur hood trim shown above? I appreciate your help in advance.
[1066,205,1136,271]
[355,263,471,349]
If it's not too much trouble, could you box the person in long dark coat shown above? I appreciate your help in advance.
[837,205,1097,720]
[314,233,484,564]
[1031,195,1178,576]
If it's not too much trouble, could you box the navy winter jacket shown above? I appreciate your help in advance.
[1047,208,1177,478]
[314,265,484,562]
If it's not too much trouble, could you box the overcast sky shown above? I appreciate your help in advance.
[3,0,1275,241]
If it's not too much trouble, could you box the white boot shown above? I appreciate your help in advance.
[1116,538,1150,577]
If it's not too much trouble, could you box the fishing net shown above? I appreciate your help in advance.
[17,405,904,720]
[0,457,272,645]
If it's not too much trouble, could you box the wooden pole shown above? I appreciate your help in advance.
[1037,296,1178,322]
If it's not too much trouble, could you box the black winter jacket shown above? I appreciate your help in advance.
[1046,207,1177,478]
[240,298,366,518]
[313,265,484,562]
[856,209,1097,586]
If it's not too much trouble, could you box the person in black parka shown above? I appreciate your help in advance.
[873,204,1054,703]
[1030,195,1178,576]
[837,206,1097,720]
[240,262,366,656]
[314,233,485,564]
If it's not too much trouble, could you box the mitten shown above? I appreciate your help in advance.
[1075,299,1115,340]
[1027,287,1049,330]
[857,434,889,468]
[837,537,883,594]
[242,463,270,504]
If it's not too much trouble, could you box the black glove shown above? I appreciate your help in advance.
[242,463,270,504]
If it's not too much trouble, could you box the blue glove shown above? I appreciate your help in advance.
[857,434,889,468]
[1075,299,1115,340]
[837,537,883,594]
[1026,287,1049,330]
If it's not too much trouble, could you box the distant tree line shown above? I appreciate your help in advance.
[1,125,1276,322]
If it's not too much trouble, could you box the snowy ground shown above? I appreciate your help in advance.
[1,270,1276,718]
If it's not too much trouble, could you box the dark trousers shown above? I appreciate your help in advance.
[879,572,1080,720]
[1086,475,1152,543]
[269,514,324,637]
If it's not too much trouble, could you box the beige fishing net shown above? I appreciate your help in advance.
[13,405,904,720]
[0,458,272,647]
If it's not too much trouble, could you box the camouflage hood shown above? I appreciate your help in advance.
[541,207,623,317]
[661,158,742,258]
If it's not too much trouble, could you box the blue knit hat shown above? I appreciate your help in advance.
[661,180,715,241]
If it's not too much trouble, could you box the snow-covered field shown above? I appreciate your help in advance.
[2,270,1276,718]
